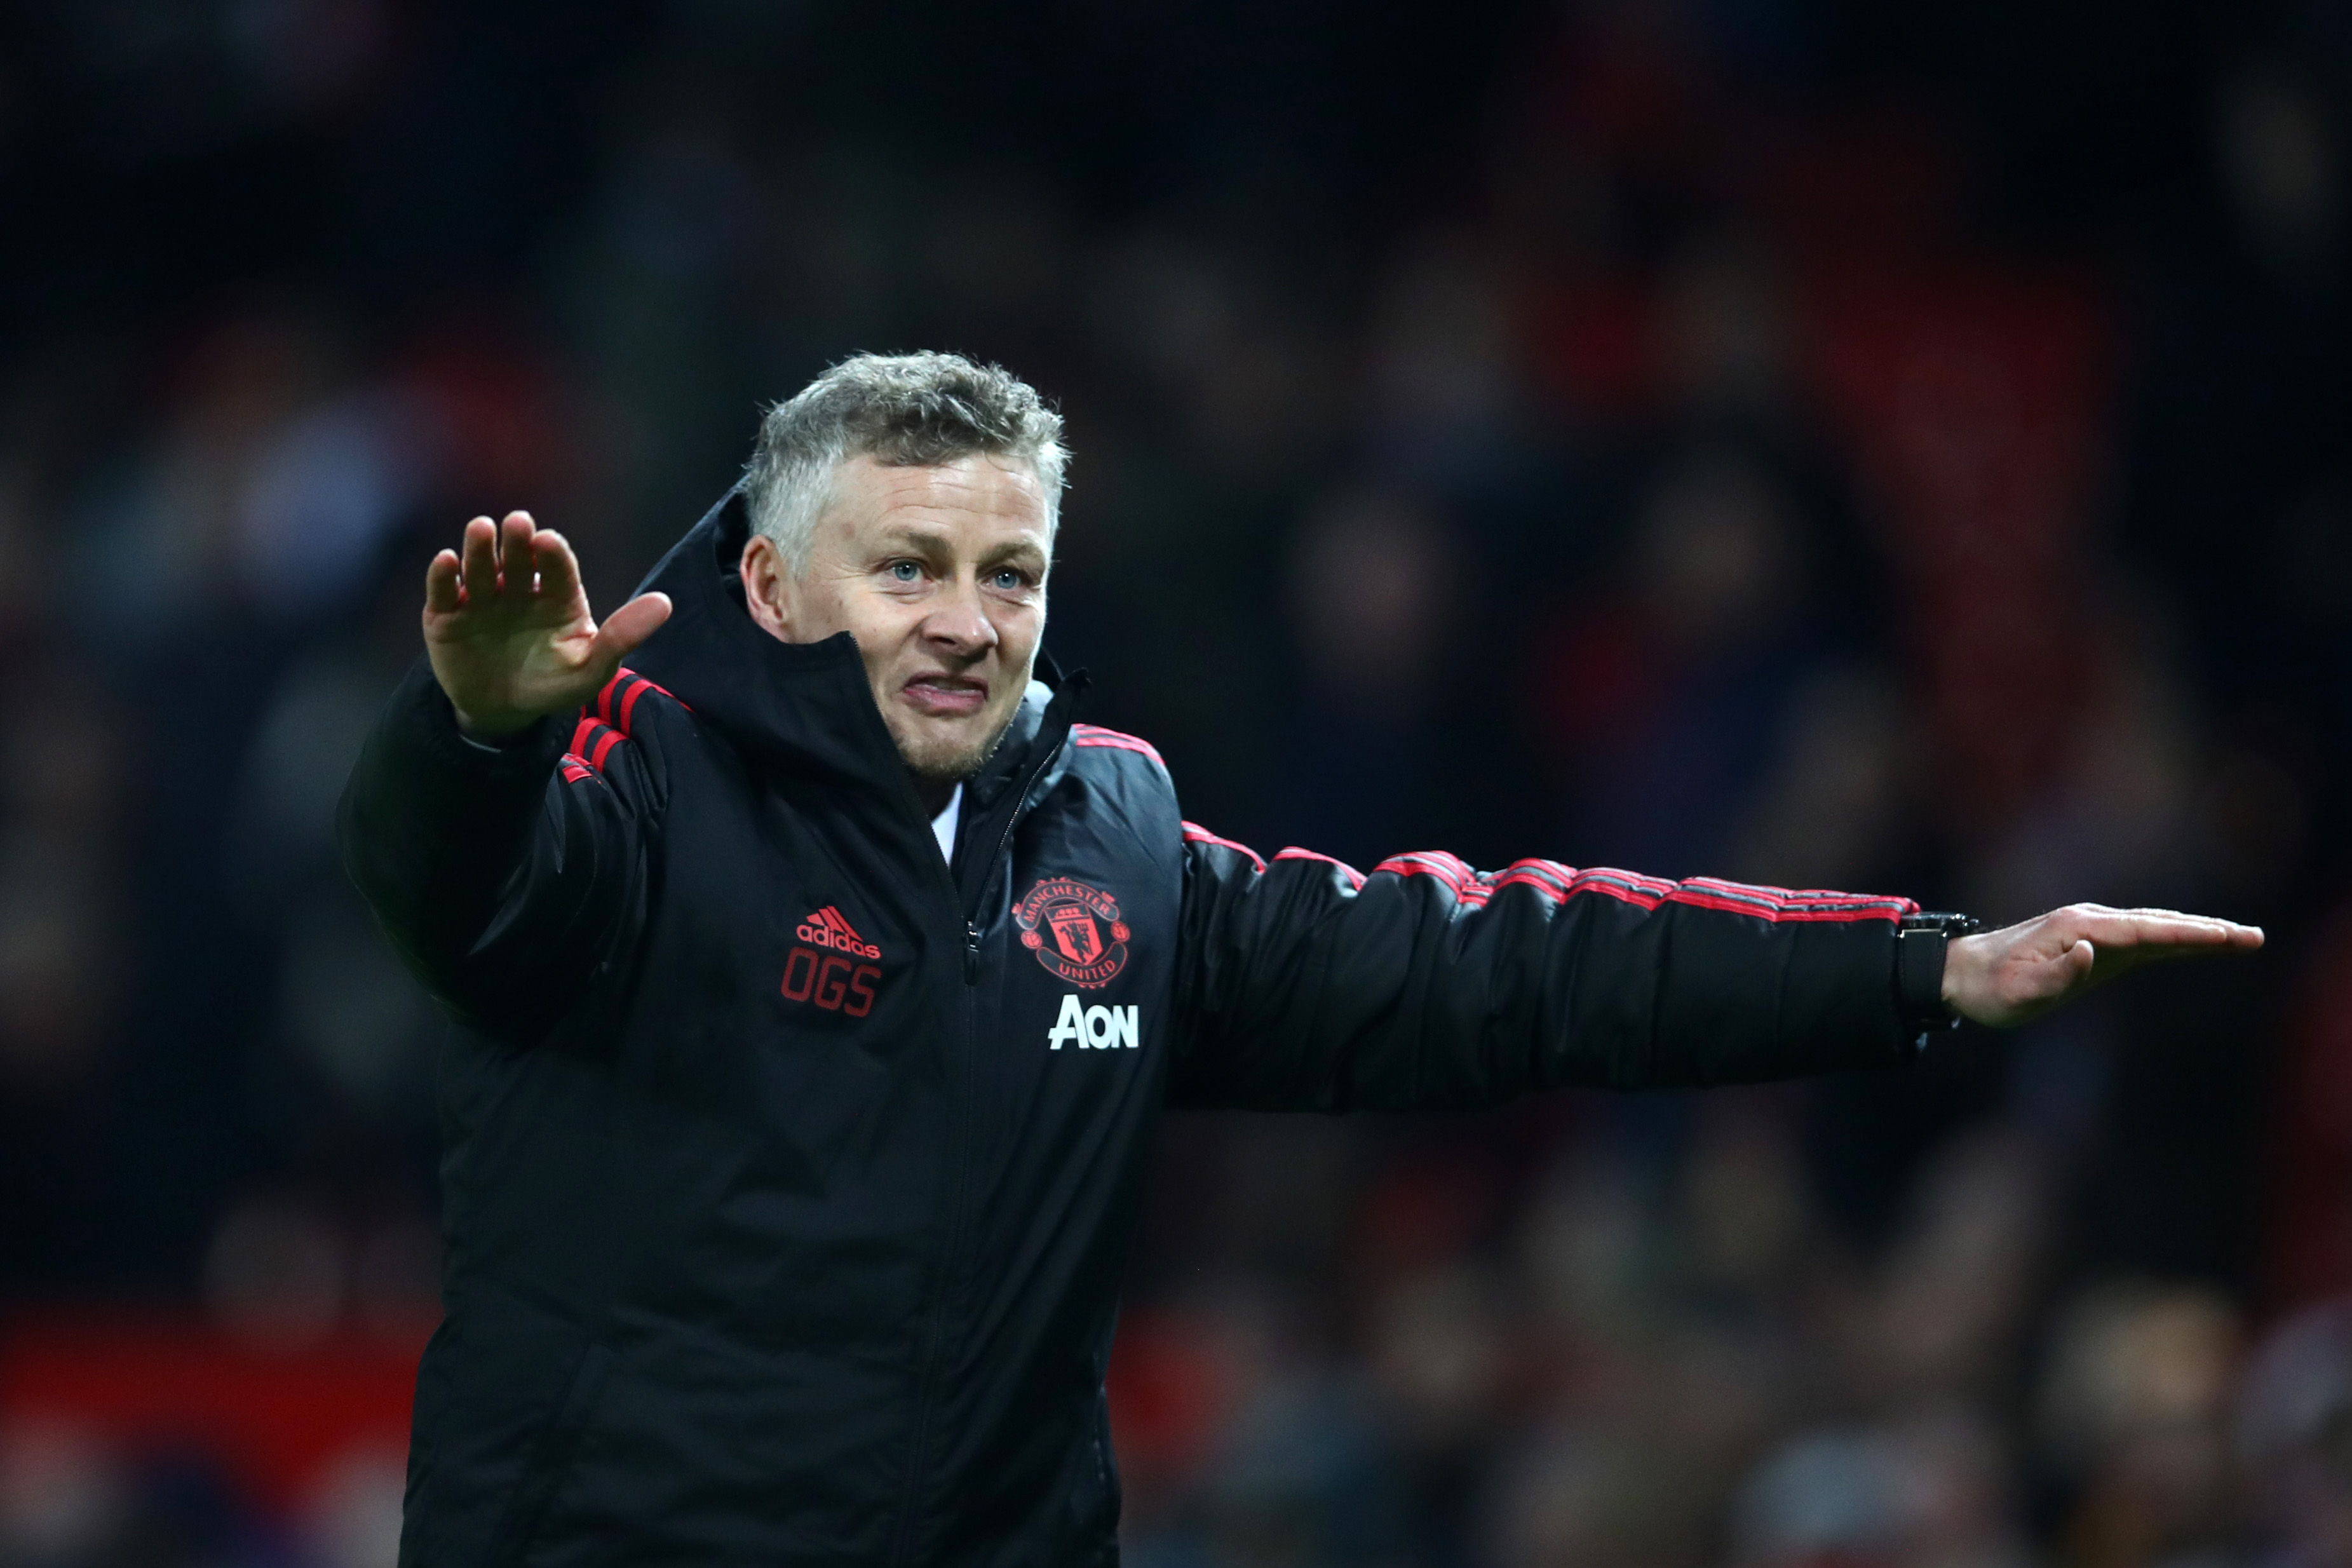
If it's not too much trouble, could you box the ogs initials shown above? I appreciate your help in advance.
[783,948,879,1018]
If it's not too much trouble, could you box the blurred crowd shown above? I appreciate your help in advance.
[0,0,2349,1564]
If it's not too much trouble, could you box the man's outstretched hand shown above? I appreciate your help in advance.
[424,511,673,738]
[1942,904,2264,1028]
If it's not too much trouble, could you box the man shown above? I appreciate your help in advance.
[340,352,2261,1566]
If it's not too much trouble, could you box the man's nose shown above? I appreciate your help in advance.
[922,574,999,655]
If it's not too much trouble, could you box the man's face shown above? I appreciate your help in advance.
[741,454,1051,787]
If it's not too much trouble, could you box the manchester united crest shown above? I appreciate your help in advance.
[1014,877,1131,988]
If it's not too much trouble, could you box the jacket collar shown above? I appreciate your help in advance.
[623,482,1081,813]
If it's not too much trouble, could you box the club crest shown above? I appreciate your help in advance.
[1014,877,1131,988]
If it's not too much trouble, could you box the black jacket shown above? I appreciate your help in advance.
[339,487,1923,1567]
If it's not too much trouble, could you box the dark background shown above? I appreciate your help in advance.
[1,1,2349,1564]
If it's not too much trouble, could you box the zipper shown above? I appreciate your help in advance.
[880,776,978,1567]
[953,682,1084,928]
[886,687,1081,1565]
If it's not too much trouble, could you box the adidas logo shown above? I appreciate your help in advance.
[795,906,882,961]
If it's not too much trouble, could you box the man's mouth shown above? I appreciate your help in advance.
[901,673,989,718]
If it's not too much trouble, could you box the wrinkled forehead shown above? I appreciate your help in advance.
[821,452,1054,560]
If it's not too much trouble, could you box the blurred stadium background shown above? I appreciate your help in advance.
[1,1,2349,1563]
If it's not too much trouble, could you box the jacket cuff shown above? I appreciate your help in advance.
[391,658,569,785]
[1784,917,1922,1074]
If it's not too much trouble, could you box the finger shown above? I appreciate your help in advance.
[426,549,463,614]
[2119,908,2266,948]
[593,593,674,663]
[460,517,499,601]
[2119,906,2252,935]
[2064,908,2249,952]
[2117,917,2257,954]
[532,529,583,607]
[2102,935,2261,971]
[499,511,537,593]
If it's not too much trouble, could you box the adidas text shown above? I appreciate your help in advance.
[1048,994,1139,1051]
[795,905,882,960]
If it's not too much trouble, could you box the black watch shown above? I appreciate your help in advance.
[1896,911,1979,1047]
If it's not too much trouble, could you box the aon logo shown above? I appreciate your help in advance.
[1048,994,1139,1051]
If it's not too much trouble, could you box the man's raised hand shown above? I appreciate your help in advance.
[1941,903,2264,1029]
[424,511,673,738]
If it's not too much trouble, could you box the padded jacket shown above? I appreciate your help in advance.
[339,485,1924,1567]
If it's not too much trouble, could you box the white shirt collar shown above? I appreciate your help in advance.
[931,784,963,863]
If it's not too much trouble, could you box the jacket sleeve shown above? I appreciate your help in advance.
[337,659,659,1041]
[1167,825,1920,1112]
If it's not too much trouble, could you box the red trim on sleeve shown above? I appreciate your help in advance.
[1273,846,1367,889]
[616,677,652,734]
[595,669,627,725]
[595,666,689,731]
[1536,868,1675,910]
[1181,821,1266,874]
[1541,865,1679,906]
[560,756,595,783]
[565,715,628,776]
[1372,851,1478,896]
[625,669,687,710]
[1365,855,1903,921]
[1667,877,1914,923]
[1071,724,1166,770]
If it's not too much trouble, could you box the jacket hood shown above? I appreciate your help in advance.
[622,482,1077,820]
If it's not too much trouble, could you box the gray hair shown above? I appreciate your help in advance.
[745,351,1068,573]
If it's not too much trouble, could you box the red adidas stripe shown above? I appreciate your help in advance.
[596,666,689,732]
[1071,725,1166,769]
[1666,889,1910,922]
[633,671,686,710]
[1074,734,1161,761]
[1180,821,1266,873]
[1497,868,1662,911]
[1360,853,1906,923]
[1677,875,1912,915]
[566,715,625,776]
[617,677,652,733]
[1274,846,1366,889]
[572,668,694,777]
[1374,851,1477,893]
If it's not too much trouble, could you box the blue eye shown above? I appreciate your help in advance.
[889,561,921,583]
[991,569,1026,591]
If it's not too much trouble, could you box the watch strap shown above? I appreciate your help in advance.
[1895,912,1979,1045]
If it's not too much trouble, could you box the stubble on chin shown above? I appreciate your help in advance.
[890,712,1013,786]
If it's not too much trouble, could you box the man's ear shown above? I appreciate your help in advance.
[740,534,795,644]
